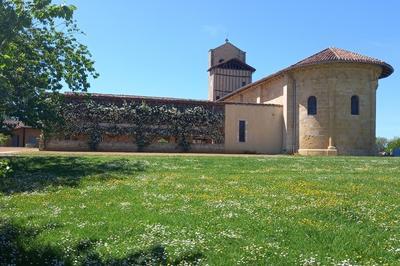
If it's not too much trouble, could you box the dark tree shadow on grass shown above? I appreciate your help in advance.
[0,157,148,195]
[0,221,203,266]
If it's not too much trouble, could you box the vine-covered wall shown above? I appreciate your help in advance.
[43,94,225,152]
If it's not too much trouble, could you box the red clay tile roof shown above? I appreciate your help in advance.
[291,47,393,78]
[208,58,256,72]
[218,47,394,102]
[3,119,31,129]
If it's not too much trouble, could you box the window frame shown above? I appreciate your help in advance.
[307,96,317,115]
[351,95,359,115]
[238,120,246,143]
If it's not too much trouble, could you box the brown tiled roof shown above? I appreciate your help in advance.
[218,47,394,102]
[3,119,31,129]
[291,47,393,78]
[208,58,256,72]
[208,41,254,72]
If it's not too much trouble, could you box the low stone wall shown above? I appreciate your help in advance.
[190,143,224,153]
[44,140,89,151]
[43,139,224,153]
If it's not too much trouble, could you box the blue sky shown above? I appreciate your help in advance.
[64,0,399,138]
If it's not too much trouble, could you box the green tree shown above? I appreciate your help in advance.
[0,0,98,133]
[386,137,400,154]
[376,137,388,152]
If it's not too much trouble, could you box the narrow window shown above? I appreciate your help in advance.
[239,120,246,142]
[307,96,317,115]
[242,81,246,86]
[351,95,359,115]
[216,96,220,100]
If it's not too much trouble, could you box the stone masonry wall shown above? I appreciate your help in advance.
[292,63,382,155]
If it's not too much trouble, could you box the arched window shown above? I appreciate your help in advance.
[307,96,317,115]
[351,95,359,115]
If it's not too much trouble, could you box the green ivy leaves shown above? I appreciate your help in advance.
[50,99,225,152]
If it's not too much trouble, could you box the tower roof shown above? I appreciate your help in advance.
[209,40,245,53]
[208,58,256,72]
[291,47,393,78]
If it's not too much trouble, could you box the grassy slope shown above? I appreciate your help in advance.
[0,155,400,265]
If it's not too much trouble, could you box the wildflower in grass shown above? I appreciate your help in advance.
[50,206,62,217]
[222,212,238,219]
[120,202,131,210]
[1,156,400,265]
[335,258,356,266]
[237,244,267,265]
[219,229,242,239]
[300,254,321,266]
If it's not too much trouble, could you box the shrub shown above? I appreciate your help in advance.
[87,129,102,151]
[0,134,9,145]
[0,160,12,178]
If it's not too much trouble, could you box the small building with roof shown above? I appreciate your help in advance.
[3,120,41,148]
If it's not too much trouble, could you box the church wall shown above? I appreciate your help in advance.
[223,75,285,105]
[292,63,382,155]
[282,75,296,154]
[261,77,285,105]
[224,103,283,154]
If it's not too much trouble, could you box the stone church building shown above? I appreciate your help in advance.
[43,41,394,155]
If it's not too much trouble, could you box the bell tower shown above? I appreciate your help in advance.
[208,39,255,101]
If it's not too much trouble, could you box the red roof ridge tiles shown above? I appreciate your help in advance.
[292,47,392,73]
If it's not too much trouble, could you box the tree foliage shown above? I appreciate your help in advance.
[376,137,388,153]
[0,0,98,133]
[0,133,9,145]
[49,98,224,151]
[386,137,400,154]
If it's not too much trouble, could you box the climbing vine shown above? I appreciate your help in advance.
[48,99,224,151]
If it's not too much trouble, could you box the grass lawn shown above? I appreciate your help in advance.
[0,154,400,265]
